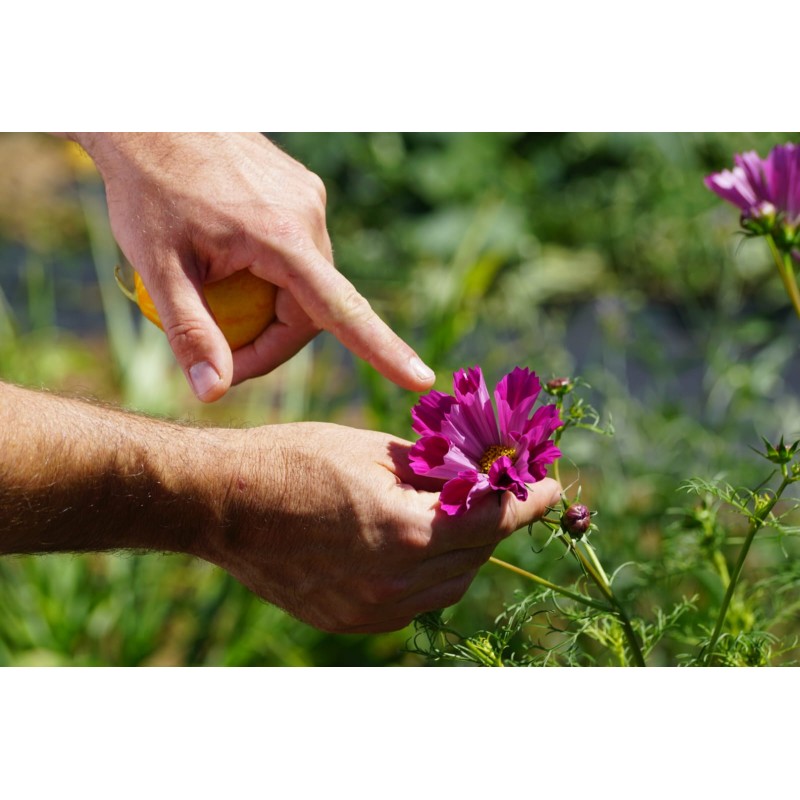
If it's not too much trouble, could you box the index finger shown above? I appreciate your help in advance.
[265,247,437,393]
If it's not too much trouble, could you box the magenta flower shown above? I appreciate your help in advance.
[409,366,562,516]
[704,143,800,226]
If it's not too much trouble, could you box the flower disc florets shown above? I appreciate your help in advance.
[409,366,562,516]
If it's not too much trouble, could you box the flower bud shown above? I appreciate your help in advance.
[760,435,800,465]
[561,503,591,538]
[545,377,574,397]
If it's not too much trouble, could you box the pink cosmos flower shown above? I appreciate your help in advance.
[409,366,562,516]
[704,143,800,225]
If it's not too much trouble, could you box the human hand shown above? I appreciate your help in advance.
[73,132,436,401]
[191,422,560,633]
[1,382,557,634]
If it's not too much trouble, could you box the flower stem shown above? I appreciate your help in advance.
[703,473,792,664]
[490,552,646,666]
[766,235,800,320]
[551,392,568,487]
[579,539,610,585]
[488,556,611,613]
[570,541,646,667]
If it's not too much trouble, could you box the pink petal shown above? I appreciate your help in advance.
[450,366,499,452]
[766,143,800,222]
[522,404,562,443]
[525,441,562,482]
[409,434,449,474]
[487,456,528,501]
[735,150,770,203]
[494,367,541,439]
[411,390,457,436]
[508,433,536,483]
[409,435,478,481]
[704,167,759,213]
[439,471,492,516]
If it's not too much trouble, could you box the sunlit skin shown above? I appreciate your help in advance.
[0,381,560,634]
[60,133,437,403]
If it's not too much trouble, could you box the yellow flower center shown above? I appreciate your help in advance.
[479,445,516,473]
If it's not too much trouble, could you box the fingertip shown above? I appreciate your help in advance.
[371,353,436,394]
[177,334,232,402]
[526,478,562,522]
[378,354,436,394]
[188,360,229,402]
[497,478,562,536]
[279,251,435,393]
[408,356,436,389]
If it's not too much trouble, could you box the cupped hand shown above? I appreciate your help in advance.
[192,423,560,633]
[77,132,435,401]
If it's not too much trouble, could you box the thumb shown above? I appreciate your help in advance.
[140,255,234,402]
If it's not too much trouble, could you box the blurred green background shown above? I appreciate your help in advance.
[1,132,798,666]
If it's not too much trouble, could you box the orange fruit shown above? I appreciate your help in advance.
[133,270,277,350]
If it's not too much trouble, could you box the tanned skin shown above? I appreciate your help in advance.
[63,133,437,401]
[0,381,559,633]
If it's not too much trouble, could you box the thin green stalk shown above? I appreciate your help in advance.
[562,539,645,667]
[488,557,611,613]
[571,541,611,592]
[490,552,646,666]
[711,549,731,587]
[543,393,645,665]
[703,473,792,664]
[612,606,646,668]
[782,249,800,320]
[580,539,610,585]
[766,235,800,320]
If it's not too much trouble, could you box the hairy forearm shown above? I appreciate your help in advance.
[0,381,561,633]
[0,381,231,557]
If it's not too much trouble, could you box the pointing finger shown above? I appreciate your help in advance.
[255,246,436,393]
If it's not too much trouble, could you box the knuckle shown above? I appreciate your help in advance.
[221,219,250,253]
[334,287,374,327]
[163,318,210,356]
[396,527,433,554]
[269,214,310,249]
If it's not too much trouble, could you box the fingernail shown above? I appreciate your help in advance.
[189,361,221,399]
[410,357,435,383]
